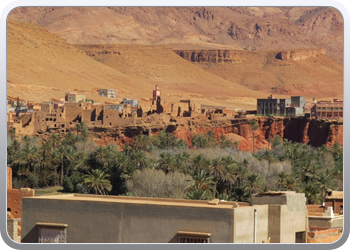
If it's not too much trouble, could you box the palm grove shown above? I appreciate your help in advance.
[7,121,343,204]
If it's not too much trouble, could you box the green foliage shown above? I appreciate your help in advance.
[83,169,112,195]
[62,172,84,193]
[6,132,343,203]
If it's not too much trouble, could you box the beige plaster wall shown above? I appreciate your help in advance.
[251,193,308,243]
[21,198,235,243]
[233,205,268,243]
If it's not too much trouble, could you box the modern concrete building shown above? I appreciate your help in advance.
[122,98,138,107]
[21,191,308,243]
[98,89,116,99]
[257,95,306,117]
[250,191,308,243]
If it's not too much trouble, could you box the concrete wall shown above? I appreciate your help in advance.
[233,205,268,243]
[308,217,343,228]
[250,192,308,243]
[21,198,236,243]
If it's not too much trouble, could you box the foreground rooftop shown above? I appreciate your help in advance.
[25,194,250,209]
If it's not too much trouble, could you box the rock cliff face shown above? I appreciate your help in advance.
[88,117,343,151]
[174,50,236,63]
[276,48,326,61]
[175,48,327,63]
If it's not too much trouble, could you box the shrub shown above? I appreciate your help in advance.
[62,172,84,193]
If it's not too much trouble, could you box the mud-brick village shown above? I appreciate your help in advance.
[6,7,344,244]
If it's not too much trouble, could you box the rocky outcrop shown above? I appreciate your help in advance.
[173,50,236,63]
[276,48,326,61]
[175,48,327,63]
[87,117,343,152]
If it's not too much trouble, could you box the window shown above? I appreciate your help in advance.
[37,223,67,243]
[178,231,210,243]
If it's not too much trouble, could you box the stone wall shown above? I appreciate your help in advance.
[7,218,21,243]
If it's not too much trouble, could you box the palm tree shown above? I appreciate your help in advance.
[83,169,112,195]
[192,134,207,149]
[130,150,148,170]
[76,121,87,135]
[210,157,234,197]
[218,135,232,148]
[53,145,75,186]
[49,133,61,152]
[132,134,150,151]
[276,171,288,191]
[258,149,276,163]
[302,183,320,204]
[314,170,337,203]
[243,173,263,196]
[192,154,210,172]
[94,145,117,171]
[158,152,176,173]
[187,169,215,196]
[250,120,259,153]
[187,189,209,200]
[9,128,16,141]
[234,164,247,189]
[205,130,217,147]
[285,175,298,191]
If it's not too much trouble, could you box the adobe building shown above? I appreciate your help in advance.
[65,92,86,103]
[7,167,35,243]
[325,190,343,214]
[21,191,308,243]
[306,190,343,243]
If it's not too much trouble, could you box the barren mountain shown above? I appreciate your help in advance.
[8,7,343,64]
[7,7,343,109]
[7,19,270,109]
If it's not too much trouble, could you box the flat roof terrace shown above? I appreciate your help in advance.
[24,194,250,209]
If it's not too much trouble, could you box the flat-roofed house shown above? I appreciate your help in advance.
[310,100,343,119]
[21,191,308,243]
[98,89,116,99]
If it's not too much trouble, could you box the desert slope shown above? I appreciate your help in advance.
[8,7,343,64]
[7,19,271,108]
[7,19,155,102]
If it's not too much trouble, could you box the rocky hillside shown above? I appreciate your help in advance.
[174,48,343,98]
[7,19,269,108]
[8,7,343,64]
[7,7,344,108]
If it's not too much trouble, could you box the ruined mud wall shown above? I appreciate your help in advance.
[7,167,35,219]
